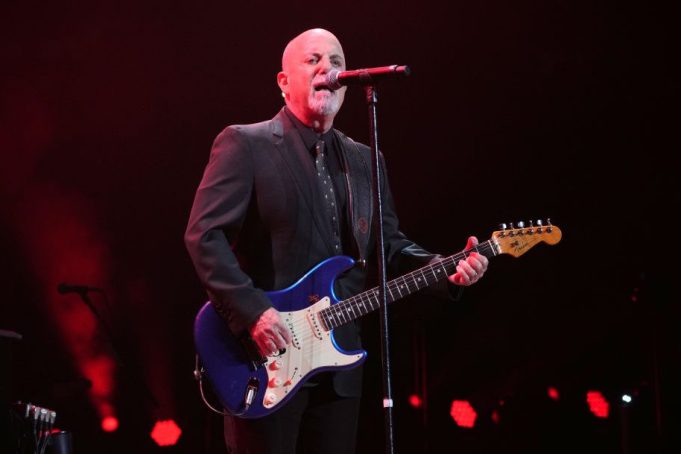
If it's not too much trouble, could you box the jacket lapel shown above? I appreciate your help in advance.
[270,110,336,254]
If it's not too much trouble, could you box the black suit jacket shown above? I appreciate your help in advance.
[185,108,455,396]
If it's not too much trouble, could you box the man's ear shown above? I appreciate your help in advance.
[277,71,288,98]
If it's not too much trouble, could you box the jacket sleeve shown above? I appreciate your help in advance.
[184,126,272,337]
[379,155,463,301]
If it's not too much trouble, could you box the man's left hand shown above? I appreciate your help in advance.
[448,236,489,286]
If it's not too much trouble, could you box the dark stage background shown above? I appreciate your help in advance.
[1,1,677,453]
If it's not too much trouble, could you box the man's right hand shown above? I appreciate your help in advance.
[249,307,293,357]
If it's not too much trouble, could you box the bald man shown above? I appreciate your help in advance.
[185,28,487,453]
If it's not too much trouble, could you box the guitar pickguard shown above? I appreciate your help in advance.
[261,297,364,409]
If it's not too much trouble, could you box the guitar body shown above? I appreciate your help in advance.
[194,255,367,419]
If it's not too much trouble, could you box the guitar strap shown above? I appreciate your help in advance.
[335,131,373,266]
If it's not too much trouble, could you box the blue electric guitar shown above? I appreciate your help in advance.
[194,221,562,418]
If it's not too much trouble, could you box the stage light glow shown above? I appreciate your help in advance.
[151,419,182,447]
[491,409,500,424]
[622,394,632,403]
[101,416,119,432]
[586,390,610,418]
[408,394,423,408]
[450,400,477,428]
[547,386,560,401]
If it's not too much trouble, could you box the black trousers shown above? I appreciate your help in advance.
[224,377,361,454]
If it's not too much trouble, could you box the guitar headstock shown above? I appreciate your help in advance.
[492,219,562,258]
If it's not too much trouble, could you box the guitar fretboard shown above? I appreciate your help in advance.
[318,240,499,330]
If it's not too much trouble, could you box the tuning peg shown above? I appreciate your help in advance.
[529,220,534,227]
[499,223,507,230]
[547,218,553,232]
[517,221,525,228]
[509,222,515,229]
[536,219,543,226]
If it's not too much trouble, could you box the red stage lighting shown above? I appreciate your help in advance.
[547,386,560,401]
[450,400,477,428]
[101,416,119,432]
[491,409,500,424]
[150,419,182,447]
[586,390,609,418]
[408,394,423,409]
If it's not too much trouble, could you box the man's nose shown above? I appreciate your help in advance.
[317,57,333,74]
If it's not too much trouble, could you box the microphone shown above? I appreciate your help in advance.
[57,283,102,295]
[325,65,411,90]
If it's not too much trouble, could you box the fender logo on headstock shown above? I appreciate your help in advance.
[510,240,529,253]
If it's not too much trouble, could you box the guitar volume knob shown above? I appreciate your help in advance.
[270,360,283,370]
[269,377,283,388]
[264,393,278,406]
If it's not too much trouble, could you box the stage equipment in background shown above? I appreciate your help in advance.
[2,330,23,453]
[10,402,57,454]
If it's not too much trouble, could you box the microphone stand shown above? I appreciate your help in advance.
[364,84,395,454]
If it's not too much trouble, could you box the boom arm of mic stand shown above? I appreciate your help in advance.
[75,291,159,408]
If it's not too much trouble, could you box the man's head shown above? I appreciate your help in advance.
[277,28,346,133]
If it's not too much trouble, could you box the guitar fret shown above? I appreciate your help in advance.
[411,272,422,290]
[438,262,447,277]
[335,306,346,324]
[419,268,428,285]
[370,290,380,308]
[323,310,332,329]
[424,266,436,284]
[346,305,354,320]
[362,293,375,311]
[329,309,340,328]
[393,281,403,298]
[357,297,367,315]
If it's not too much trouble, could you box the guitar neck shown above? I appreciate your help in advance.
[318,240,499,330]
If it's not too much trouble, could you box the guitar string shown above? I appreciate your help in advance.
[321,240,496,329]
[282,227,555,334]
[317,228,554,330]
[280,240,497,335]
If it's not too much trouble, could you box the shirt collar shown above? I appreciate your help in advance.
[284,107,335,152]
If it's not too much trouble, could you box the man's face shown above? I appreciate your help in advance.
[278,30,347,127]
